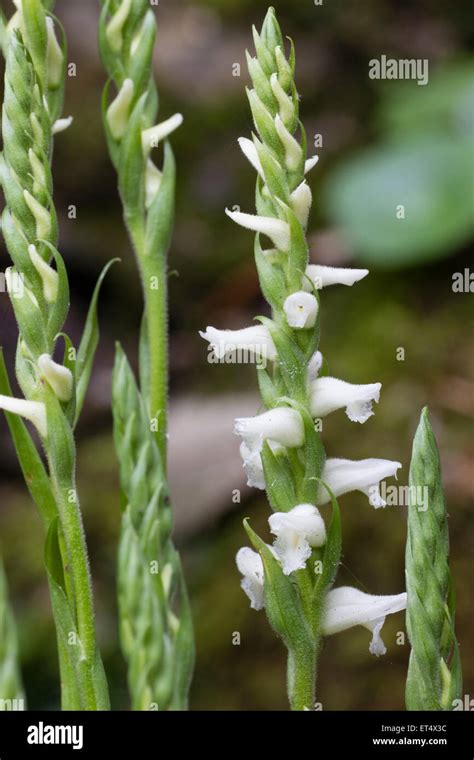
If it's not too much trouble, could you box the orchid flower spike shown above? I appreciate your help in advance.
[236,547,265,610]
[310,377,381,423]
[225,208,290,251]
[283,291,318,329]
[303,265,369,291]
[322,586,407,656]
[269,504,326,575]
[234,407,305,452]
[317,458,402,508]
[199,325,277,363]
[0,395,47,437]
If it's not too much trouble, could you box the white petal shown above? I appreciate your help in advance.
[269,504,326,547]
[37,354,73,403]
[284,291,318,329]
[240,442,266,490]
[199,325,277,362]
[142,113,183,155]
[236,547,264,610]
[303,265,369,291]
[237,137,264,179]
[225,209,290,251]
[0,395,47,437]
[270,73,294,126]
[304,155,319,174]
[307,351,323,381]
[322,586,407,655]
[107,78,134,140]
[317,458,402,508]
[28,244,58,303]
[290,181,312,228]
[52,116,73,135]
[273,531,312,575]
[234,407,304,450]
[310,377,381,423]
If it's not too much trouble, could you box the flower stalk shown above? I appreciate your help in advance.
[0,2,109,710]
[204,7,407,709]
[99,0,194,709]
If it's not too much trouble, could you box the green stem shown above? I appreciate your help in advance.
[142,253,168,461]
[288,646,317,711]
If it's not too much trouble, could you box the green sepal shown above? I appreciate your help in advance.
[7,268,48,357]
[247,87,283,159]
[312,482,342,606]
[118,93,147,229]
[261,8,284,55]
[245,50,275,111]
[256,363,279,408]
[21,0,48,90]
[261,441,296,512]
[255,137,289,203]
[127,10,157,100]
[261,316,307,402]
[254,234,286,309]
[283,202,309,289]
[74,258,119,426]
[252,25,275,77]
[144,140,176,259]
[40,242,70,346]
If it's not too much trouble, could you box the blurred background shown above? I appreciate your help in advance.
[0,0,473,710]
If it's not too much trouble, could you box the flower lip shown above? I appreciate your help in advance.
[269,504,326,575]
[317,457,402,508]
[322,586,407,656]
[303,265,369,291]
[225,208,290,251]
[310,376,381,423]
[236,547,265,610]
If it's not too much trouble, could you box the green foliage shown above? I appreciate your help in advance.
[0,558,24,708]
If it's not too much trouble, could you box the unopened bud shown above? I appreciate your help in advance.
[28,244,58,303]
[38,354,73,403]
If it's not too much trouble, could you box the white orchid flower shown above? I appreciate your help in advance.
[322,586,407,655]
[199,325,277,363]
[303,265,369,291]
[0,395,47,437]
[238,136,318,178]
[269,504,326,575]
[240,440,285,490]
[236,547,265,610]
[234,407,304,452]
[290,181,312,228]
[317,458,402,508]
[283,291,318,329]
[310,377,381,423]
[225,208,290,251]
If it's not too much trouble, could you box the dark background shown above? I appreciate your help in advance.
[0,0,473,710]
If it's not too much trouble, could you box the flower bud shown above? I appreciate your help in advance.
[28,244,58,303]
[23,190,51,239]
[145,160,162,209]
[283,291,318,329]
[106,0,132,52]
[290,181,312,228]
[46,17,64,89]
[37,354,73,403]
[270,73,295,128]
[107,78,134,140]
[274,113,302,171]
